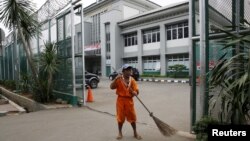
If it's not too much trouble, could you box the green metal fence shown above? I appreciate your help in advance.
[191,0,249,128]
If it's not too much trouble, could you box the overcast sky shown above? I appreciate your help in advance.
[0,0,186,35]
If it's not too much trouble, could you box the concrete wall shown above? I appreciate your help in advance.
[101,6,123,75]
[75,21,92,46]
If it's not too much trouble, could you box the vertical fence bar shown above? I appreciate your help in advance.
[189,0,196,131]
[81,0,86,106]
[71,1,76,104]
[199,0,209,117]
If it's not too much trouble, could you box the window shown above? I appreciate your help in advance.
[168,54,189,69]
[166,26,171,40]
[124,33,137,47]
[157,32,160,42]
[172,29,177,39]
[143,34,147,44]
[143,28,160,44]
[143,56,160,71]
[166,21,188,40]
[57,18,64,41]
[125,38,127,46]
[65,13,71,38]
[105,23,110,52]
[91,14,101,44]
[184,22,188,38]
[147,34,151,43]
[152,33,156,42]
[76,32,82,54]
[135,37,137,45]
[124,58,138,68]
[178,28,183,38]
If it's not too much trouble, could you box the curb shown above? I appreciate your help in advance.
[43,104,73,110]
[0,95,26,114]
[138,78,189,83]
[176,131,196,139]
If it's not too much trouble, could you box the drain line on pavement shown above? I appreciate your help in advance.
[85,106,196,139]
[85,106,156,128]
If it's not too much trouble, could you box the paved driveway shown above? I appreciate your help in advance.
[0,78,195,141]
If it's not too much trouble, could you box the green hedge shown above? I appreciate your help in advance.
[0,80,16,90]
[166,71,189,78]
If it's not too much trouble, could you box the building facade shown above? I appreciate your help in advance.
[81,0,190,77]
[113,1,189,76]
[1,0,191,81]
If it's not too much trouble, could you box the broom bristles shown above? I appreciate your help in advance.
[152,115,177,136]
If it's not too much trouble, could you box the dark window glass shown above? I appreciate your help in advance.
[143,34,147,43]
[172,29,177,40]
[128,38,131,46]
[106,34,109,41]
[131,37,135,45]
[152,33,156,42]
[148,34,151,43]
[135,37,137,45]
[125,38,127,46]
[178,28,183,39]
[106,44,109,52]
[157,32,160,42]
[167,30,171,40]
[184,27,188,38]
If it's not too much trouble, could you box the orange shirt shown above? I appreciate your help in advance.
[115,76,138,97]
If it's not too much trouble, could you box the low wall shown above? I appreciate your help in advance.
[0,86,46,112]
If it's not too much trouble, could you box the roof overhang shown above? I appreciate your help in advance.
[118,1,189,27]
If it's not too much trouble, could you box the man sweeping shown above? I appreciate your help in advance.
[110,64,142,140]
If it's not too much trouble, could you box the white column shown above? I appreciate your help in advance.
[160,24,166,75]
[137,29,143,73]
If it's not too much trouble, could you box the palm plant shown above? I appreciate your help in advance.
[39,42,60,102]
[209,21,250,124]
[0,0,43,99]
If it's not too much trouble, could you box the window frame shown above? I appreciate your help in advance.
[166,21,189,40]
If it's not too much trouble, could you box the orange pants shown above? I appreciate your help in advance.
[116,97,136,123]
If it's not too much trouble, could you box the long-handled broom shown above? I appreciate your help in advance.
[133,93,177,136]
[116,69,177,137]
[120,77,177,137]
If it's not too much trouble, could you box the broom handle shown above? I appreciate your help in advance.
[134,94,152,115]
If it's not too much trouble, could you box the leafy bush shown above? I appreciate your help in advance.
[19,73,30,93]
[209,21,250,124]
[168,64,188,78]
[193,116,220,141]
[2,80,16,90]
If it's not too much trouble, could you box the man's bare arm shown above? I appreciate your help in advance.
[110,74,122,89]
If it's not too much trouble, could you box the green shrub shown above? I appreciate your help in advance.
[19,73,30,93]
[193,116,220,141]
[3,80,16,90]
